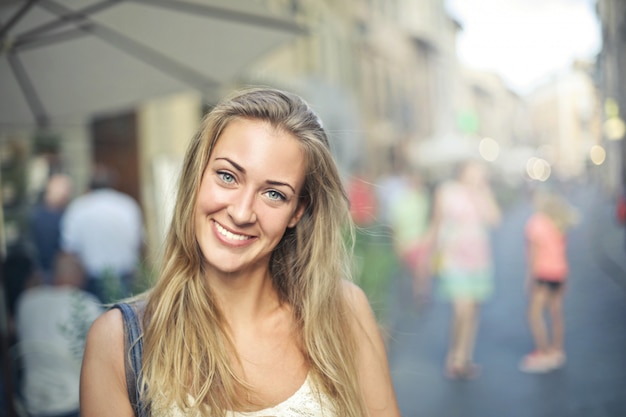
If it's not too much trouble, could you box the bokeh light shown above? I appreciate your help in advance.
[604,117,626,140]
[590,145,606,165]
[526,157,551,182]
[479,137,500,162]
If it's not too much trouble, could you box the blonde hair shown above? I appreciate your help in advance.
[534,191,579,232]
[140,88,365,415]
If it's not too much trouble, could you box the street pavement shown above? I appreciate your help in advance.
[386,183,626,417]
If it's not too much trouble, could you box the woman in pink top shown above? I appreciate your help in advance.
[520,191,578,373]
[428,161,501,379]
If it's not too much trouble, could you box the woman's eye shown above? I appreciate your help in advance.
[266,190,286,201]
[218,171,235,184]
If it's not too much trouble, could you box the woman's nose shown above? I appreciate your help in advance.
[227,189,257,225]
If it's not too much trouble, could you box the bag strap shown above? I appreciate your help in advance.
[114,302,146,417]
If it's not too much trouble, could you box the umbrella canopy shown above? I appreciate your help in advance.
[411,134,481,168]
[0,0,304,128]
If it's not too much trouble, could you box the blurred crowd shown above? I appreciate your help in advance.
[347,155,580,379]
[2,164,144,417]
[1,152,587,414]
[348,158,501,375]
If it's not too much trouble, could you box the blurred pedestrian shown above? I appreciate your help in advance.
[60,165,144,303]
[14,252,103,417]
[519,191,578,373]
[347,163,393,320]
[2,248,40,345]
[375,150,408,226]
[80,87,400,416]
[617,186,626,252]
[346,164,378,227]
[28,173,73,284]
[389,168,432,302]
[428,160,501,379]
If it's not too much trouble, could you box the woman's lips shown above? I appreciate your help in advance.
[212,220,254,244]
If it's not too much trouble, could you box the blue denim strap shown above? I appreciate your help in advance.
[114,302,146,417]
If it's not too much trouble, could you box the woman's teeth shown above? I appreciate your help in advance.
[215,222,250,241]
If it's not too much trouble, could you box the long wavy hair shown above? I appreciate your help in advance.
[140,87,366,416]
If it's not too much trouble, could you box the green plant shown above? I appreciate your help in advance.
[351,223,399,324]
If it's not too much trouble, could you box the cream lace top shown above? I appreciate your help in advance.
[154,374,336,417]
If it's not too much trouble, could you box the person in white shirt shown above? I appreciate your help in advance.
[60,165,144,302]
[15,252,103,417]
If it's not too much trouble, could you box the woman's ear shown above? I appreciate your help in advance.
[287,198,307,228]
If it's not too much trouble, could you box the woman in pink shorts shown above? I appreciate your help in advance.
[520,191,578,373]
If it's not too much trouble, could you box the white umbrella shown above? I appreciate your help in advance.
[0,0,303,128]
[412,134,481,168]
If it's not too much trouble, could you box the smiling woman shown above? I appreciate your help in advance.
[79,87,401,417]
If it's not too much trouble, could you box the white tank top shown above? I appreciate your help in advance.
[155,374,336,417]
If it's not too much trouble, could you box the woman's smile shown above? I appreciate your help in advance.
[212,220,255,244]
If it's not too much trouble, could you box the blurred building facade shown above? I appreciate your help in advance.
[596,0,626,193]
[458,69,527,147]
[525,61,602,181]
[248,0,463,178]
[456,68,529,183]
[2,0,615,267]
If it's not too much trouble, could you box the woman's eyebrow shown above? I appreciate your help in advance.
[266,179,296,194]
[215,157,245,173]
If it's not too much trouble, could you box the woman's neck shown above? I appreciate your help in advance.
[208,267,282,329]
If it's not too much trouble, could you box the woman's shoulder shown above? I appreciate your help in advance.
[340,280,370,313]
[82,305,136,416]
[340,280,380,339]
[82,307,126,388]
[87,307,125,347]
[90,300,148,340]
[339,281,401,416]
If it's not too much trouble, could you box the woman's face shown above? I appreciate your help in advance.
[195,118,306,278]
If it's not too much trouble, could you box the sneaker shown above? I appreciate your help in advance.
[548,350,566,369]
[519,351,555,373]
